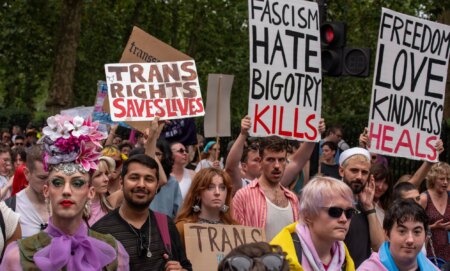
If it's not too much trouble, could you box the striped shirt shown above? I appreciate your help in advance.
[232,179,299,231]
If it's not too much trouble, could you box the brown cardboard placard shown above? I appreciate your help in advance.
[103,26,192,132]
[203,74,233,138]
[184,223,265,271]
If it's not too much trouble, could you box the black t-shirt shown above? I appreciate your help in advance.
[92,208,192,271]
[344,202,371,268]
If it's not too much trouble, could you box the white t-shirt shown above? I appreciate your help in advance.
[15,189,47,238]
[265,197,294,241]
[0,201,20,253]
[178,168,193,200]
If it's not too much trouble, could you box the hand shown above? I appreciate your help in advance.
[318,118,326,134]
[164,254,183,271]
[212,160,221,168]
[144,117,165,143]
[109,124,118,134]
[429,219,450,230]
[435,139,444,155]
[241,115,251,136]
[358,175,375,211]
[359,127,369,148]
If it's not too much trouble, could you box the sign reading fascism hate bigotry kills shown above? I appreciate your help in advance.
[104,61,205,122]
[368,8,450,162]
[248,0,322,141]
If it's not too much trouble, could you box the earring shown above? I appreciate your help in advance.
[83,199,91,219]
[192,198,201,213]
[45,197,51,216]
[220,204,229,213]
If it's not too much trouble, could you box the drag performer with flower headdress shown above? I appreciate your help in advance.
[0,115,129,271]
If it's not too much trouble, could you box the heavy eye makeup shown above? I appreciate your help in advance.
[50,178,88,189]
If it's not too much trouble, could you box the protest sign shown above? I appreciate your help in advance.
[184,223,265,271]
[204,74,234,138]
[248,0,322,141]
[102,26,193,132]
[368,8,450,161]
[92,81,132,129]
[104,61,204,121]
[61,106,94,119]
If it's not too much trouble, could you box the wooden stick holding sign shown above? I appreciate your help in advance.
[215,76,222,162]
[184,223,265,271]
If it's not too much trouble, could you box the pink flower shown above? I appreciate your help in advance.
[76,141,101,172]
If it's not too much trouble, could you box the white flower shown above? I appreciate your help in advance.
[64,116,89,138]
[43,116,62,141]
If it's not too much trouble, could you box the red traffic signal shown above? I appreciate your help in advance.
[321,22,346,48]
[321,22,346,76]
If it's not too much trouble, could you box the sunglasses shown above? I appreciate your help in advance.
[224,254,284,271]
[322,206,359,219]
[173,148,187,154]
[15,142,24,146]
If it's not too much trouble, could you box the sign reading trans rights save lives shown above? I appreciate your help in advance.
[248,0,322,141]
[104,61,205,122]
[368,8,450,162]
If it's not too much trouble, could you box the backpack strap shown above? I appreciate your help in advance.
[5,196,16,212]
[0,210,6,261]
[154,211,172,255]
[291,232,302,264]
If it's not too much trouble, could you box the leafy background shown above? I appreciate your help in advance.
[0,0,448,138]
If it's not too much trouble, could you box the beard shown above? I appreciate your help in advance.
[345,178,366,194]
[123,188,153,210]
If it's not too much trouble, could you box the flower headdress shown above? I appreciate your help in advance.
[41,115,107,173]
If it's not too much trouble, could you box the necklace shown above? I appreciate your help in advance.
[127,212,152,258]
[198,217,222,224]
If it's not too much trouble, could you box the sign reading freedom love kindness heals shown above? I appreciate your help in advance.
[104,61,205,121]
[248,0,322,141]
[368,8,450,162]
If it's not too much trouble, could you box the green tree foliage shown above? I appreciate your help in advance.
[0,0,447,132]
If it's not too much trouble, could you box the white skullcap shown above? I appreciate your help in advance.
[339,147,371,166]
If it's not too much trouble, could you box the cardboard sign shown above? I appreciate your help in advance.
[368,8,450,161]
[104,61,204,121]
[184,223,266,271]
[248,0,322,141]
[102,26,193,132]
[204,74,234,138]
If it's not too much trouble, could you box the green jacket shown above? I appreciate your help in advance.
[17,230,118,271]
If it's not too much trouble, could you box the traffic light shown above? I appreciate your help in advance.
[321,22,371,77]
[321,22,346,76]
[342,47,371,77]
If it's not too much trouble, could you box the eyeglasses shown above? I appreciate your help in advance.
[322,206,359,219]
[15,142,24,146]
[173,148,187,154]
[224,254,284,271]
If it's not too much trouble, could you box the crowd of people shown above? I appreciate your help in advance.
[0,114,448,271]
